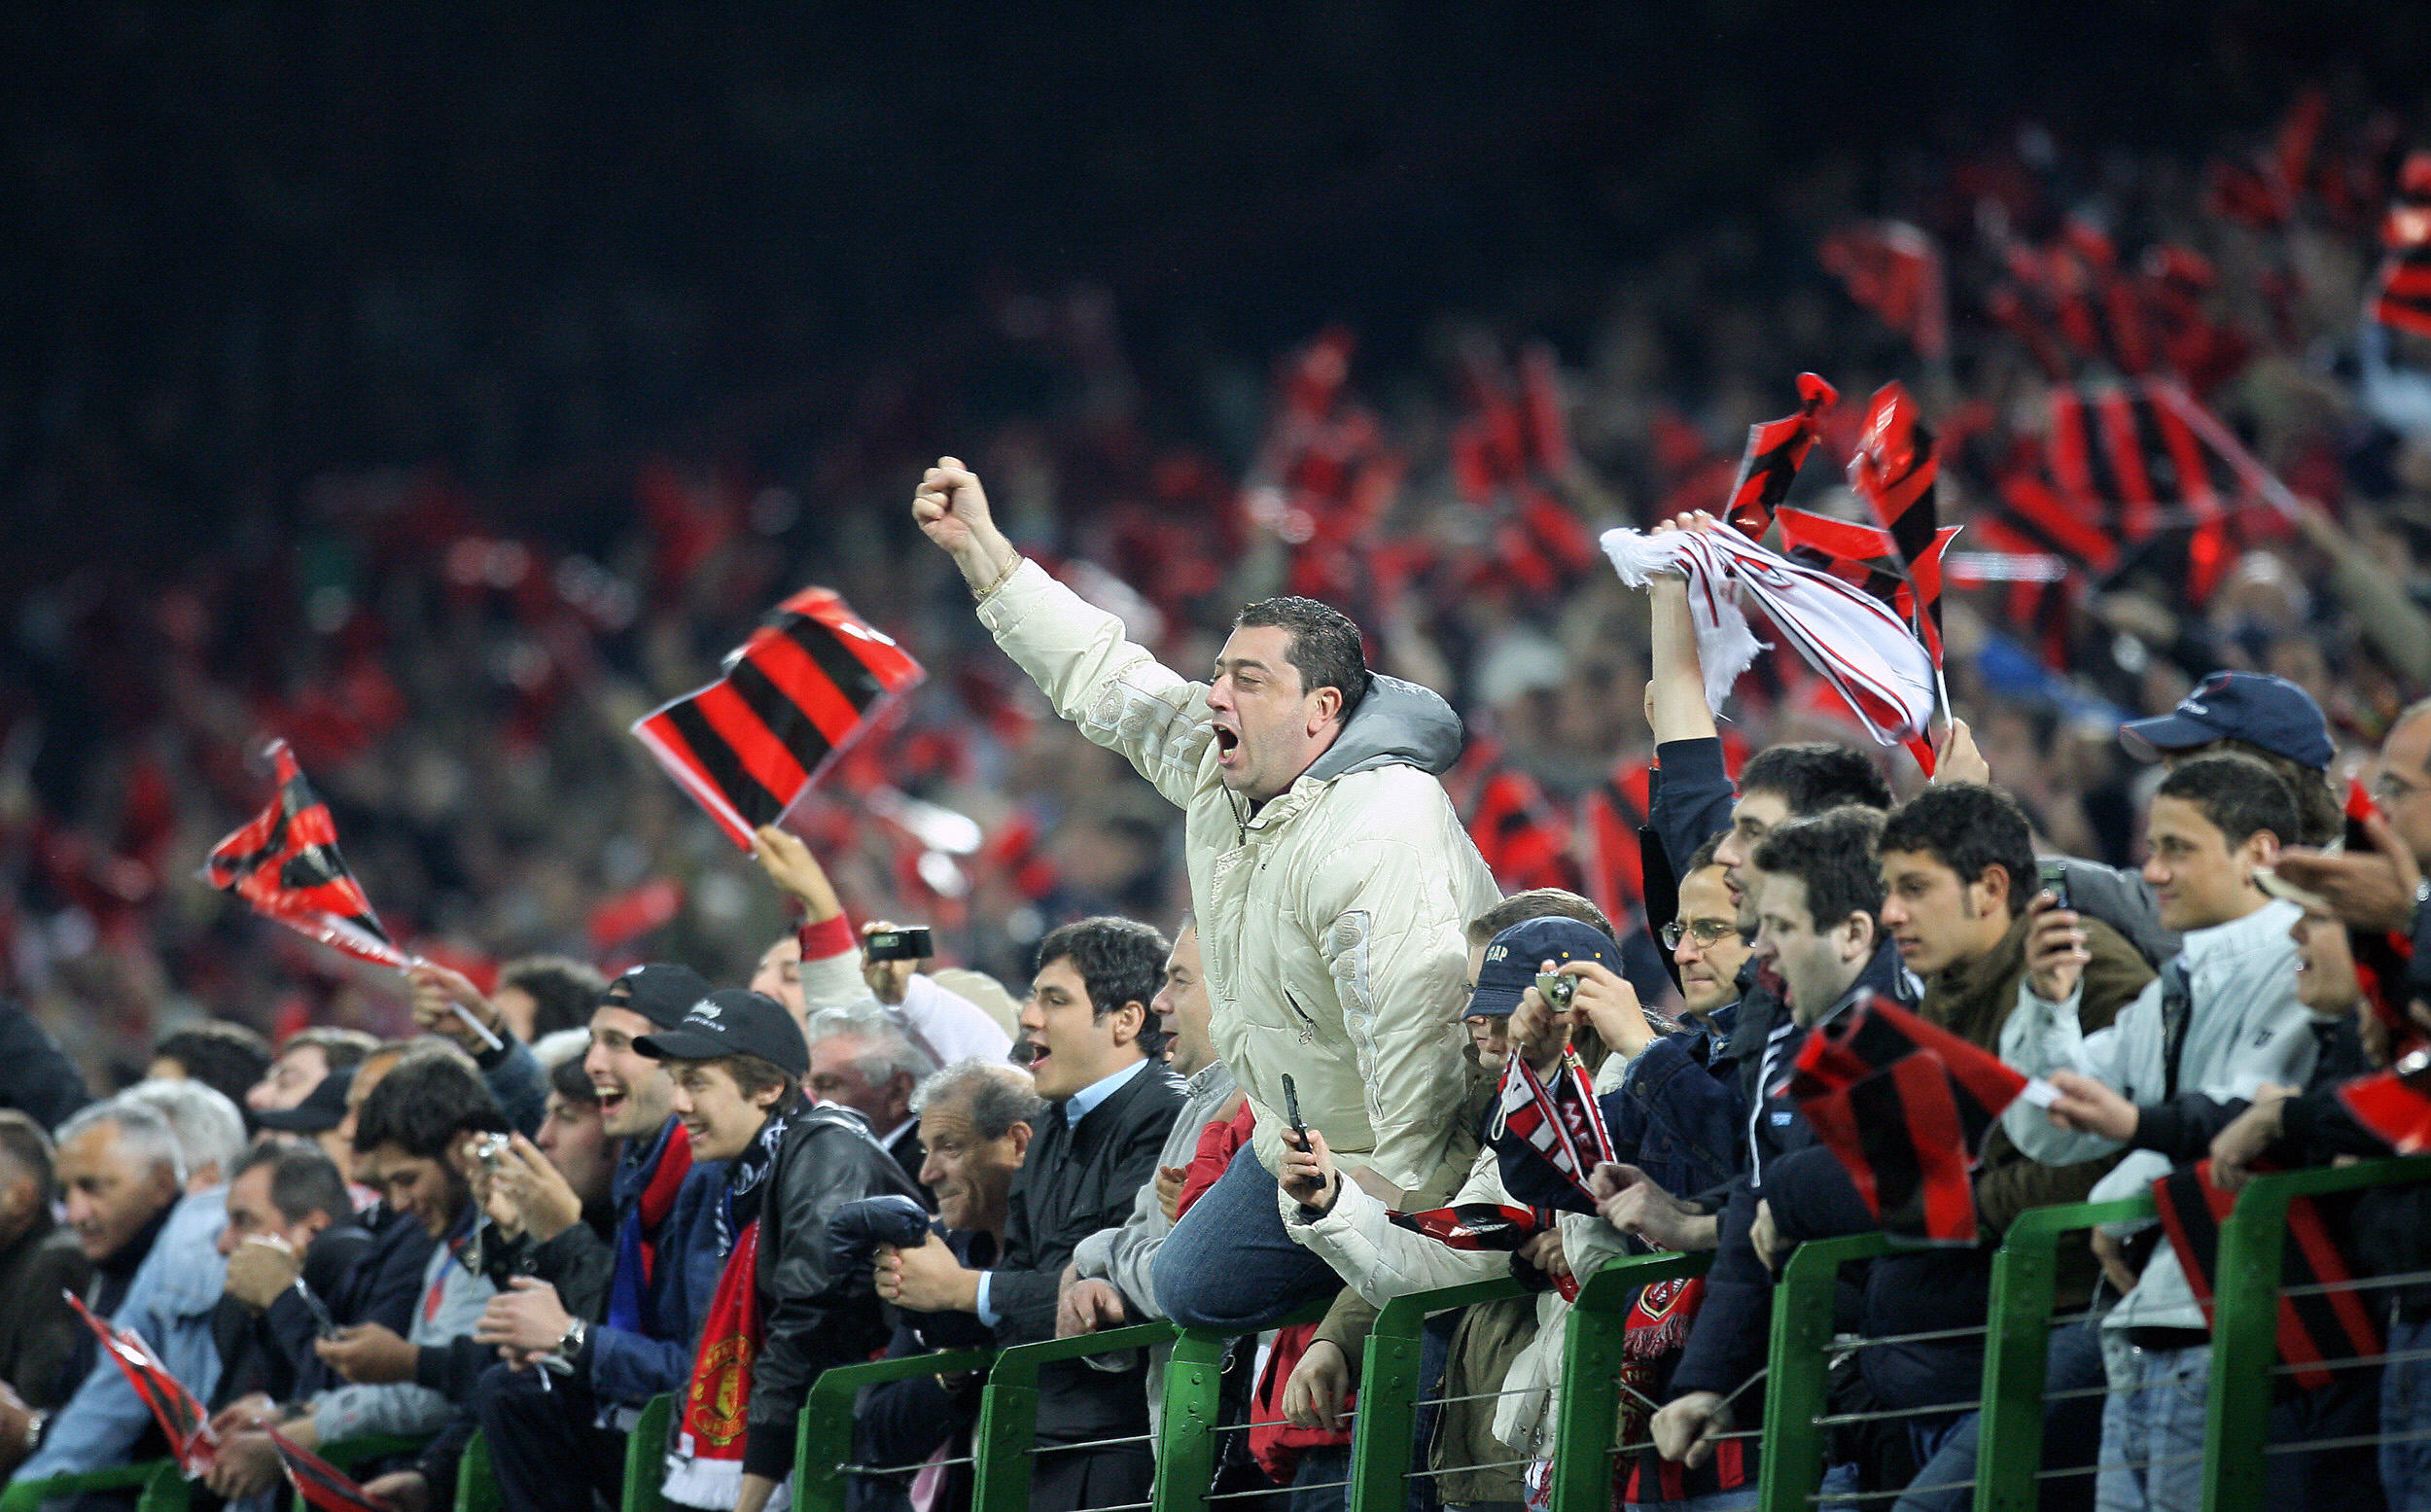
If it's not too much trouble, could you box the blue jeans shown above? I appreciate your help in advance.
[1291,1445,1353,1512]
[2382,1314,2431,1512]
[1893,1317,2109,1512]
[1150,1143,1347,1330]
[2096,1341,2209,1512]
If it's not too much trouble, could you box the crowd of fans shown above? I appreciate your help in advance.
[4,81,2431,1512]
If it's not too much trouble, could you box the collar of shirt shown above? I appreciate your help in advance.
[1060,1057,1150,1127]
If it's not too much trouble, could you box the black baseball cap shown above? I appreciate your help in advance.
[635,989,809,1079]
[602,964,715,1031]
[1464,918,1621,1018]
[253,1067,353,1135]
[2119,671,2333,772]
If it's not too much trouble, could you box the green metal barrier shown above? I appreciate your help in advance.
[619,1393,673,1512]
[453,1429,492,1512]
[1970,1196,2151,1512]
[1154,1299,1328,1512]
[793,1349,995,1512]
[1549,1248,1711,1512]
[969,1321,1174,1512]
[0,1460,183,1512]
[2202,1153,2431,1512]
[1343,1275,1531,1512]
[1760,1231,1896,1512]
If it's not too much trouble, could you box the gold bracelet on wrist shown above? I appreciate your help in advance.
[972,553,1022,602]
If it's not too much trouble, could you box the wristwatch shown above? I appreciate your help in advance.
[557,1319,587,1359]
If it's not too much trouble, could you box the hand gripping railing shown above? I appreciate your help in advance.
[1970,1195,2151,1512]
[793,1348,997,1512]
[1548,1248,1710,1512]
[2200,1153,2431,1512]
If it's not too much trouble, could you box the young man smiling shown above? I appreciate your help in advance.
[2001,755,2315,1512]
[917,459,1499,1333]
[638,987,911,1512]
[877,918,1184,1512]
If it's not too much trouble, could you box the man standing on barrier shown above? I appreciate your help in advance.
[915,458,1497,1332]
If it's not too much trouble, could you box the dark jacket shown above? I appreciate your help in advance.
[854,1229,998,1512]
[1668,939,1916,1405]
[0,1213,90,1410]
[210,1220,372,1411]
[293,1203,437,1398]
[740,1100,925,1482]
[0,1004,89,1132]
[988,1060,1186,1448]
[577,1118,728,1405]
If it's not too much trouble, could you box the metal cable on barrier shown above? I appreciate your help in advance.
[1021,1430,1157,1457]
[2275,1265,2431,1300]
[831,1457,976,1477]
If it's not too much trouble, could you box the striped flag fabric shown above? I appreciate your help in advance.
[1386,1202,1558,1250]
[65,1294,218,1475]
[2339,1047,2431,1155]
[1778,993,2040,1244]
[1819,222,1949,360]
[632,586,925,848]
[2371,151,2431,339]
[1493,1047,1615,1209]
[202,739,407,970]
[1721,373,1837,540]
[2151,1160,2380,1391]
[267,1426,393,1512]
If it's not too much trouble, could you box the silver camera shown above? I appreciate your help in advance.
[472,1132,512,1172]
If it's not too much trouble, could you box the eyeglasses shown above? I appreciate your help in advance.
[2374,769,2427,807]
[1662,918,1742,951]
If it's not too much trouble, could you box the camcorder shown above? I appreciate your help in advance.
[865,926,934,962]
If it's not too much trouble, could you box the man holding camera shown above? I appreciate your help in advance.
[915,458,1497,1332]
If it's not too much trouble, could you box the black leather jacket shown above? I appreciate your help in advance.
[741,1100,923,1481]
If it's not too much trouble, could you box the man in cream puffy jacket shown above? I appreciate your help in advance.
[916,458,1499,1329]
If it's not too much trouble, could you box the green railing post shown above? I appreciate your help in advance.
[1761,1232,1894,1512]
[2202,1154,2431,1512]
[969,1321,1173,1512]
[792,1349,995,1512]
[1550,1249,1709,1512]
[619,1393,674,1512]
[0,1460,170,1512]
[1972,1197,2150,1512]
[453,1430,493,1512]
[1345,1275,1529,1512]
[1151,1330,1229,1512]
[138,1463,189,1512]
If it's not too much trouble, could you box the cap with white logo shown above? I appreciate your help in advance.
[635,987,809,1077]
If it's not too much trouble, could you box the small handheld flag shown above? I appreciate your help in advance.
[1721,373,1837,541]
[633,586,925,848]
[65,1293,218,1475]
[266,1425,393,1512]
[204,740,405,972]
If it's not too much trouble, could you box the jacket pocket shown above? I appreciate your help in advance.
[1281,989,1320,1044]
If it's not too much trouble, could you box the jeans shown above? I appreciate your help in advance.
[1292,1446,1353,1512]
[2386,1314,2431,1512]
[1150,1143,1348,1331]
[1892,1317,2108,1512]
[2096,1342,2209,1512]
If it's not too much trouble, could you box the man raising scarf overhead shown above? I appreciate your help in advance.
[637,989,917,1512]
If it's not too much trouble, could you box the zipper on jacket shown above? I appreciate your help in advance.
[1281,989,1319,1045]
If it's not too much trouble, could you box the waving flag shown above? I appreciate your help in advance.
[2372,152,2431,339]
[1721,374,1838,540]
[2152,1160,2379,1392]
[2340,1047,2431,1155]
[1603,523,1937,753]
[1494,1047,1615,1209]
[203,739,406,970]
[633,587,925,849]
[65,1294,217,1475]
[1779,993,2044,1244]
[267,1426,393,1512]
[1819,222,1949,360]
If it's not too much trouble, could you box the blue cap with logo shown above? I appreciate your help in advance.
[1464,917,1620,1018]
[2118,671,2332,772]
[634,987,810,1078]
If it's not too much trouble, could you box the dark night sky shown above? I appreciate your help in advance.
[5,0,2428,543]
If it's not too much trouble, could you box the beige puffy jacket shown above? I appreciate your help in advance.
[979,561,1498,1195]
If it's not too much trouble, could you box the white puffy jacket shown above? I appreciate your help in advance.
[980,561,1498,1194]
[2000,897,2313,1331]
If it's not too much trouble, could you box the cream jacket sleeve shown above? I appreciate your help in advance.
[1284,1143,1511,1308]
[976,559,1213,809]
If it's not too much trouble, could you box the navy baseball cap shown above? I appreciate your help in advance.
[602,964,716,1031]
[635,988,810,1078]
[1465,918,1621,1018]
[252,1067,353,1135]
[2119,672,2333,772]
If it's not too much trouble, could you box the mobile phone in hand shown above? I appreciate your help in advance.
[1281,1072,1308,1146]
[2038,859,2071,910]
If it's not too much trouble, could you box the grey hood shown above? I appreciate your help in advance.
[1305,674,1467,782]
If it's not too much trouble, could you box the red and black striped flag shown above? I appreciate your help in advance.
[1494,1047,1615,1210]
[203,739,407,970]
[1722,373,1837,540]
[1819,222,1948,361]
[267,1426,393,1512]
[2372,152,2431,339]
[1779,993,2039,1244]
[65,1293,218,1475]
[2339,1047,2431,1156]
[2151,1160,2380,1391]
[2038,377,2278,603]
[633,586,925,849]
[1387,1202,1556,1250]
